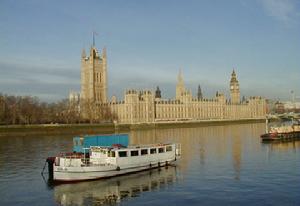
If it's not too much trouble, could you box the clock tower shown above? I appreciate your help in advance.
[230,69,240,104]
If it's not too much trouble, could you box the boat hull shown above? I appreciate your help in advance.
[261,131,300,142]
[53,160,175,182]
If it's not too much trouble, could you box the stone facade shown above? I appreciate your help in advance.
[79,46,266,124]
[81,47,107,103]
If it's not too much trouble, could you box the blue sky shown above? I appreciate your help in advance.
[0,0,299,102]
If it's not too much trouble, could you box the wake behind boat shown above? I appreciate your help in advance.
[46,142,181,182]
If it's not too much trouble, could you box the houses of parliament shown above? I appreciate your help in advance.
[71,45,266,124]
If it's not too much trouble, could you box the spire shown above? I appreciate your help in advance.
[232,68,236,76]
[231,68,238,83]
[176,69,186,100]
[197,85,203,100]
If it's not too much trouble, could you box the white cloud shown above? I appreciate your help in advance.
[260,0,299,25]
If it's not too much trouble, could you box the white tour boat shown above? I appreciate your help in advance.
[47,143,181,182]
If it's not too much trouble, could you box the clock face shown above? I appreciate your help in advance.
[230,85,234,90]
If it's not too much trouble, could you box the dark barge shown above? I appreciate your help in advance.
[261,119,300,142]
[261,131,300,142]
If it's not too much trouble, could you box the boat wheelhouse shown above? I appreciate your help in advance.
[73,134,129,153]
[50,143,181,182]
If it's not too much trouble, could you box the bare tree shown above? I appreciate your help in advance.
[0,94,117,125]
[0,94,5,124]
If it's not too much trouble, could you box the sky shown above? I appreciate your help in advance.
[0,0,299,102]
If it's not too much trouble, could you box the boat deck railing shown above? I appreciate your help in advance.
[87,143,178,152]
[127,143,175,149]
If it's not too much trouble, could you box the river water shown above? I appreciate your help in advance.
[0,123,299,206]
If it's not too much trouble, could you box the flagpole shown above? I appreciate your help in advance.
[93,31,95,47]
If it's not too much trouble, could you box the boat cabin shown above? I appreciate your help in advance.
[54,143,181,172]
[89,144,179,168]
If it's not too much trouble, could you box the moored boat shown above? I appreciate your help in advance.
[46,142,181,182]
[260,119,300,142]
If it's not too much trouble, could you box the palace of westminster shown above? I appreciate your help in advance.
[70,45,266,124]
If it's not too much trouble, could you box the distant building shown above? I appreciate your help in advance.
[283,101,300,110]
[274,102,285,114]
[274,101,300,113]
[78,45,266,124]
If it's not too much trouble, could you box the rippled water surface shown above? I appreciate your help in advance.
[0,123,299,205]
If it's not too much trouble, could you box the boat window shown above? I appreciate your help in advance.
[166,146,172,152]
[150,148,157,154]
[141,149,148,155]
[158,147,165,153]
[131,150,139,156]
[108,151,115,157]
[118,151,127,157]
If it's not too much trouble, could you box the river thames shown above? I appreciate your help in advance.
[0,122,299,205]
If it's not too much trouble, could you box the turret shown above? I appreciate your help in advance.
[155,86,161,99]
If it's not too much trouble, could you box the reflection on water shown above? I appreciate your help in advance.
[263,140,300,152]
[0,123,300,206]
[129,123,267,180]
[54,166,179,206]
